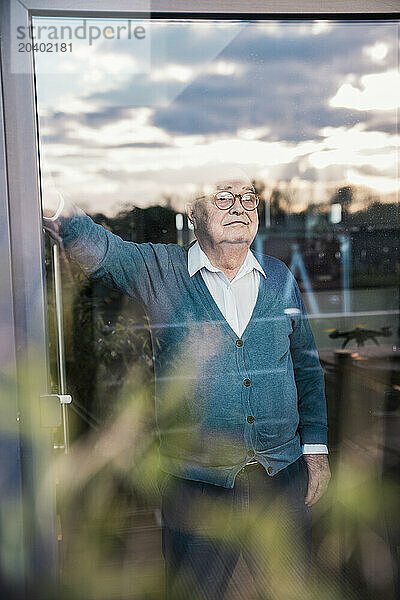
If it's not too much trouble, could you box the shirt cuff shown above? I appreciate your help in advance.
[302,444,328,454]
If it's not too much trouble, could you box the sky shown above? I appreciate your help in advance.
[34,18,400,217]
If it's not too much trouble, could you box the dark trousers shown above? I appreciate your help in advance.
[160,456,312,600]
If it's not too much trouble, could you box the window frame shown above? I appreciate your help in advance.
[0,0,398,593]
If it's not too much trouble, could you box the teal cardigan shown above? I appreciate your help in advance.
[59,212,328,488]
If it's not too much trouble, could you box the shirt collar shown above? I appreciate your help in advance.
[188,240,266,279]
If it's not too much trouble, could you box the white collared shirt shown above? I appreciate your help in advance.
[188,240,266,338]
[187,240,328,457]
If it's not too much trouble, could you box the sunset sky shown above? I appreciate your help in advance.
[34,18,399,216]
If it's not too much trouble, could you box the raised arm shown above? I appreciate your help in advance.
[42,190,170,305]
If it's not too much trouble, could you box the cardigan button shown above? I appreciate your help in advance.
[247,415,255,423]
[244,378,251,387]
[236,339,243,347]
[267,466,273,474]
[248,450,255,457]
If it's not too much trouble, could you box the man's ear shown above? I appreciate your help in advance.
[186,202,196,228]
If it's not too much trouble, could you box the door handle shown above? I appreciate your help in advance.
[40,394,72,429]
[45,240,71,453]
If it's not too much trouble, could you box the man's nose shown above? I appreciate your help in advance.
[229,195,244,214]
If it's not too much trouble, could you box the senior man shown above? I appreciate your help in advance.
[43,170,330,599]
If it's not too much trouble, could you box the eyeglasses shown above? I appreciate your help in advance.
[212,191,260,211]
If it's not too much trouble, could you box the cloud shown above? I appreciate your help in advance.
[329,70,400,111]
[149,60,241,83]
[53,20,397,146]
[308,124,399,170]
[346,169,400,194]
[148,22,398,142]
[36,20,399,216]
[363,42,389,63]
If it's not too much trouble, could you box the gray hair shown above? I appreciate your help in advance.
[185,164,254,216]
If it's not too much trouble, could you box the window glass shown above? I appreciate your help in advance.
[36,18,399,600]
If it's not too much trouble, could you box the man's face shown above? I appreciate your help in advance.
[189,178,259,248]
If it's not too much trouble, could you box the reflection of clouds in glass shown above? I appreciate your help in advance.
[37,48,141,103]
[311,21,333,35]
[311,149,397,171]
[310,149,397,171]
[33,18,151,110]
[238,126,270,141]
[34,19,398,216]
[240,20,333,38]
[319,124,397,151]
[329,71,400,111]
[41,123,398,215]
[39,97,100,117]
[363,41,389,63]
[98,137,322,171]
[149,60,241,83]
[346,170,400,194]
[308,124,398,174]
[64,107,169,146]
[150,63,194,83]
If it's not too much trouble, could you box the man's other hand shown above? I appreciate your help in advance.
[304,454,331,506]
